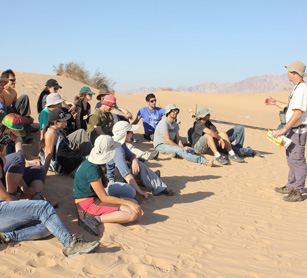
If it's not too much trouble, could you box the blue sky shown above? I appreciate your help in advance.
[2,0,307,91]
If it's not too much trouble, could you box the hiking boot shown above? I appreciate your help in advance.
[78,217,99,236]
[165,152,176,158]
[228,154,244,163]
[204,159,214,167]
[147,151,159,160]
[283,189,303,202]
[274,186,291,194]
[62,237,99,257]
[216,156,229,165]
[0,233,10,244]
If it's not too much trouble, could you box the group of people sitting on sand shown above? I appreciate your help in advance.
[0,70,259,258]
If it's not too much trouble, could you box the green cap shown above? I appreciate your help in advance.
[80,86,95,95]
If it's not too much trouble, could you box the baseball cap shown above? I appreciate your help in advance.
[80,86,95,95]
[101,94,117,107]
[48,109,71,122]
[2,114,26,137]
[45,79,62,89]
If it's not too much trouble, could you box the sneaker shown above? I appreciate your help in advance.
[252,150,261,157]
[216,156,229,165]
[204,159,214,167]
[62,237,99,258]
[147,151,159,160]
[228,154,244,163]
[165,152,176,158]
[283,189,303,202]
[78,217,99,236]
[274,186,291,194]
[0,233,10,244]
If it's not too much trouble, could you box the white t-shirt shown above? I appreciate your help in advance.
[286,82,307,131]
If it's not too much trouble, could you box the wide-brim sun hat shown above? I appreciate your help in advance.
[96,88,111,100]
[88,135,121,165]
[2,113,26,137]
[285,61,307,77]
[46,93,65,107]
[165,104,180,115]
[196,107,211,119]
[112,121,139,145]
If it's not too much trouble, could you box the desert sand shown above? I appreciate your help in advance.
[1,72,307,278]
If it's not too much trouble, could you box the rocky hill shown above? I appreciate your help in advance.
[118,74,292,94]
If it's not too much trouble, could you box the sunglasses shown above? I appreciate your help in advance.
[149,99,157,103]
[9,78,16,82]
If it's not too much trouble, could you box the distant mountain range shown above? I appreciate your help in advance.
[118,74,292,94]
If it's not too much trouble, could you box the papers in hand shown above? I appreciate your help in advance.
[266,129,292,149]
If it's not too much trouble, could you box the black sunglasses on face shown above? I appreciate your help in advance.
[9,78,16,82]
[150,99,157,103]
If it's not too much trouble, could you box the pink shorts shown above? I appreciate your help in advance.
[76,197,120,218]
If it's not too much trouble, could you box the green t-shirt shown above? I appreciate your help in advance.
[86,108,114,145]
[73,159,103,199]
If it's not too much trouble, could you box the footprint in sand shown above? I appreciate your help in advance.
[13,266,40,278]
[176,254,203,271]
[118,253,140,264]
[127,263,151,277]
[82,265,103,276]
[27,257,57,268]
[151,257,174,273]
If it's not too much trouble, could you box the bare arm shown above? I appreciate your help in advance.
[132,115,141,125]
[111,107,133,120]
[43,129,57,174]
[124,173,148,199]
[273,109,303,137]
[90,179,144,215]
[265,97,288,110]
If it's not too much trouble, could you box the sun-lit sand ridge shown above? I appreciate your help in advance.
[1,71,307,278]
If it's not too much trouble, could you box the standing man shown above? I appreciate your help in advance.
[133,93,165,141]
[265,61,307,202]
[153,104,213,166]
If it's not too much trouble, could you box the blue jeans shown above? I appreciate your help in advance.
[106,180,136,199]
[0,200,73,247]
[156,144,207,164]
[219,125,252,156]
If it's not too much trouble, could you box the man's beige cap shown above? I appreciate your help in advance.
[285,61,306,77]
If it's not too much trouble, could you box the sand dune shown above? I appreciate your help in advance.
[1,72,306,278]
